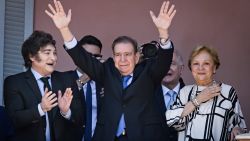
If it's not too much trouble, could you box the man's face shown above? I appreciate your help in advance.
[113,43,139,76]
[162,53,183,86]
[30,44,57,76]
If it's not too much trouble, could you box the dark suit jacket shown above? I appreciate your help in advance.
[65,42,173,141]
[3,69,82,141]
[65,70,104,140]
[155,78,185,141]
[0,106,14,141]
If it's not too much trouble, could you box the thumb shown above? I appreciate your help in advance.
[58,90,62,100]
[149,11,156,22]
[44,88,49,97]
[67,9,72,21]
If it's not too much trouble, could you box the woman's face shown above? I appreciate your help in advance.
[191,51,216,86]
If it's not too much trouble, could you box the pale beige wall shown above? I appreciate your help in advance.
[35,0,250,128]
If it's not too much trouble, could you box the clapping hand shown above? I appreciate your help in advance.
[58,88,73,115]
[41,88,58,112]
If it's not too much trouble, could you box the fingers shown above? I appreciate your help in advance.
[67,95,73,105]
[41,91,58,112]
[51,102,58,108]
[58,88,73,113]
[44,87,49,94]
[48,93,57,102]
[169,10,176,20]
[160,1,167,15]
[65,88,72,97]
[167,4,175,15]
[53,0,60,13]
[48,4,57,15]
[57,1,65,14]
[44,88,52,98]
[45,10,54,18]
[58,88,73,102]
[208,84,221,93]
[45,2,57,18]
[168,6,176,20]
[58,90,62,100]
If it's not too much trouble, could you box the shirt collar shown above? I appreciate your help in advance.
[76,69,83,78]
[31,68,51,81]
[162,83,180,96]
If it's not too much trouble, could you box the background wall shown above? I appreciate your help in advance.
[35,0,250,128]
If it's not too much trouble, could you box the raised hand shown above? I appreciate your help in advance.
[58,88,73,114]
[41,88,58,112]
[45,0,71,30]
[150,1,176,39]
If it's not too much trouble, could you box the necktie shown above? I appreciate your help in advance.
[84,81,92,141]
[117,75,131,136]
[166,90,175,109]
[40,77,52,91]
[40,77,53,141]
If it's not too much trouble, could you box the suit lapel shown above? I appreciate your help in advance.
[25,69,42,102]
[123,64,143,100]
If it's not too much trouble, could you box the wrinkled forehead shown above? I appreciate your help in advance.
[113,42,135,53]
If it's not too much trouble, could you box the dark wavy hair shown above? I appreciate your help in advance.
[21,30,56,68]
[78,35,102,51]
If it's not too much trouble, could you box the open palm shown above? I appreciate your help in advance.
[58,88,73,114]
[150,1,176,32]
[45,0,71,30]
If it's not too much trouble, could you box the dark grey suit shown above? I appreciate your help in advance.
[155,78,185,141]
[65,42,173,141]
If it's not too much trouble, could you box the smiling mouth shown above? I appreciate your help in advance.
[47,63,54,66]
[167,72,172,76]
[120,64,128,67]
[197,72,206,75]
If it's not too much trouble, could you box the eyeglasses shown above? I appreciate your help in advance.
[91,54,102,60]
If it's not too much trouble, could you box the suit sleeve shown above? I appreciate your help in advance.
[4,76,41,129]
[65,43,105,85]
[149,41,174,84]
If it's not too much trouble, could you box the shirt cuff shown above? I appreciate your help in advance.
[60,109,71,120]
[160,39,172,49]
[38,104,45,116]
[64,37,77,49]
